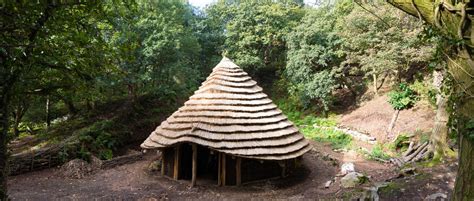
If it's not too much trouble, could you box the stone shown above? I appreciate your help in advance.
[425,193,447,200]
[398,167,416,178]
[340,172,368,188]
[340,162,355,175]
[325,180,333,188]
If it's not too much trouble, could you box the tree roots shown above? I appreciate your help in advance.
[390,141,432,167]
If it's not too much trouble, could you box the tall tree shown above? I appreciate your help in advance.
[206,1,304,86]
[387,0,474,199]
[0,1,112,198]
[108,1,202,101]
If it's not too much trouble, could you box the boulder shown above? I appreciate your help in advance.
[341,172,368,188]
[340,162,355,175]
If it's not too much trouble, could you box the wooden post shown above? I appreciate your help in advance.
[161,150,165,176]
[281,162,287,178]
[217,152,222,186]
[236,157,241,186]
[173,145,180,180]
[222,153,226,186]
[191,144,197,187]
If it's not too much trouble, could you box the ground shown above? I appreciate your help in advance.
[339,94,435,142]
[7,91,454,200]
[7,140,455,200]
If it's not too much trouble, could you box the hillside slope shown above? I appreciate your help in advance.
[338,94,435,142]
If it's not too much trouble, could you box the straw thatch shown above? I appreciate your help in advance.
[141,57,311,160]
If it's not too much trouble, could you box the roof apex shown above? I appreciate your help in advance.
[216,56,239,69]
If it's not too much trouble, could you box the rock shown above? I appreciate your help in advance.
[398,167,416,178]
[340,172,368,188]
[425,193,448,200]
[361,182,388,201]
[340,162,355,175]
[325,180,333,188]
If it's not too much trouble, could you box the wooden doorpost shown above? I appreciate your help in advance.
[217,152,222,186]
[161,150,165,176]
[236,157,242,186]
[173,145,180,180]
[222,153,226,186]
[191,144,197,187]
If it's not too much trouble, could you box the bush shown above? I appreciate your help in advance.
[77,120,120,160]
[388,83,418,110]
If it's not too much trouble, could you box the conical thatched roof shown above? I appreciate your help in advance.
[141,57,311,160]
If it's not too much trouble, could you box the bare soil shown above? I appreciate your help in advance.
[339,94,435,142]
[7,140,454,200]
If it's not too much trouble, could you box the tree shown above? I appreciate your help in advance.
[108,1,202,101]
[206,1,304,86]
[339,3,433,95]
[0,1,113,198]
[431,67,452,160]
[286,5,346,111]
[387,0,474,199]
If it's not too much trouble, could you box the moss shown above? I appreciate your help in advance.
[379,182,402,195]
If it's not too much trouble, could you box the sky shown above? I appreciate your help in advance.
[188,0,215,8]
[188,0,320,8]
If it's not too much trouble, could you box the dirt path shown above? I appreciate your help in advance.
[7,141,453,200]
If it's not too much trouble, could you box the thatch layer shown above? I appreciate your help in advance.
[141,57,310,160]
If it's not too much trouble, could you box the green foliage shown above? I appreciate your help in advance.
[77,120,120,160]
[108,1,202,100]
[298,116,351,150]
[340,3,433,83]
[388,83,418,110]
[307,128,352,150]
[465,119,474,140]
[276,98,303,123]
[206,0,304,86]
[410,80,437,106]
[367,143,391,160]
[286,6,343,111]
[391,134,410,152]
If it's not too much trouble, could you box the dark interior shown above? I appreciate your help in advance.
[178,144,218,183]
[163,143,286,185]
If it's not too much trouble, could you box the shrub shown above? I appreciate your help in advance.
[77,120,120,160]
[388,83,418,110]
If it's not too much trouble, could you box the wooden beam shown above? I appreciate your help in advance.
[173,145,180,180]
[222,153,226,186]
[161,150,165,176]
[281,161,287,178]
[191,144,197,187]
[217,152,221,186]
[236,157,241,186]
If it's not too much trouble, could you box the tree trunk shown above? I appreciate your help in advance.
[449,54,474,201]
[0,91,10,199]
[386,0,474,199]
[62,97,77,115]
[430,69,451,160]
[386,109,400,140]
[373,73,378,96]
[46,96,51,128]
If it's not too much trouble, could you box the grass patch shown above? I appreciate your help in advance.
[307,128,352,149]
[276,97,351,150]
[367,143,391,160]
